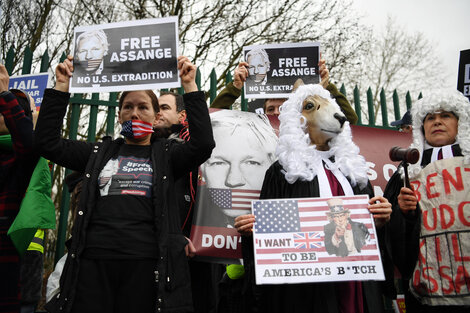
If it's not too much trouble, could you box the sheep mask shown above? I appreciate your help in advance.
[276,81,369,190]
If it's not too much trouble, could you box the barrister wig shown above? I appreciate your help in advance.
[276,84,369,189]
[408,89,470,178]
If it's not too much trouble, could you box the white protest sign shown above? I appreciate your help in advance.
[252,195,385,284]
[243,42,320,99]
[70,17,180,93]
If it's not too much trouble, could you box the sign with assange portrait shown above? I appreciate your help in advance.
[252,195,385,284]
[70,17,180,93]
[8,73,49,110]
[243,42,320,99]
[190,110,411,264]
[190,109,279,264]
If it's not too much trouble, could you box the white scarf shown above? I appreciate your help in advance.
[429,144,454,163]
[315,151,354,197]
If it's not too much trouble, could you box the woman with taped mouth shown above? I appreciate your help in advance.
[35,55,214,313]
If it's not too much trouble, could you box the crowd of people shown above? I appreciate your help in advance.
[0,45,469,313]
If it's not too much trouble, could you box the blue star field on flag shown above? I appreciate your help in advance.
[253,200,301,233]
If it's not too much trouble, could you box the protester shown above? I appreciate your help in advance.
[154,91,194,235]
[153,90,218,313]
[0,64,38,313]
[210,59,358,124]
[235,81,391,313]
[391,110,412,133]
[46,171,82,304]
[155,92,186,130]
[7,91,56,313]
[383,90,470,313]
[35,55,214,313]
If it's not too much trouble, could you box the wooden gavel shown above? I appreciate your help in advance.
[389,146,420,189]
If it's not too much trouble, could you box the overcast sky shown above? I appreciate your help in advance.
[351,0,470,89]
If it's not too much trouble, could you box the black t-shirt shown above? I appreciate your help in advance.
[84,144,158,259]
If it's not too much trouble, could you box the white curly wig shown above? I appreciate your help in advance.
[276,84,369,189]
[408,89,470,178]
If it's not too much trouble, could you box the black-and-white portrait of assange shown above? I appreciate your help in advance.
[243,42,320,99]
[71,18,179,92]
[194,110,278,228]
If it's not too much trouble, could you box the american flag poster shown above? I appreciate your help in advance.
[190,187,260,262]
[252,195,385,284]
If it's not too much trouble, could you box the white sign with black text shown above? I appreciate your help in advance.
[243,42,320,99]
[70,17,180,93]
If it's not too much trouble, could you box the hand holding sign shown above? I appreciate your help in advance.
[178,55,197,93]
[368,195,392,228]
[184,237,196,257]
[318,58,329,89]
[56,55,74,93]
[233,62,249,90]
[234,213,256,236]
[0,64,9,92]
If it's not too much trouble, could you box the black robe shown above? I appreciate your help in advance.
[242,161,385,313]
[382,145,467,313]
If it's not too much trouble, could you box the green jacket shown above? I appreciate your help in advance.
[210,82,358,125]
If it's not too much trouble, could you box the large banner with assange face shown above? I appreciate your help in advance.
[70,17,179,93]
[191,110,412,264]
[191,109,279,263]
[409,157,470,306]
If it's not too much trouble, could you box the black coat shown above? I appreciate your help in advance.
[35,89,214,313]
[242,161,385,313]
[382,145,463,294]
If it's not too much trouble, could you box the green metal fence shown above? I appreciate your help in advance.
[5,47,421,266]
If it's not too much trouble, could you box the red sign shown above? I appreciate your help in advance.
[351,125,412,196]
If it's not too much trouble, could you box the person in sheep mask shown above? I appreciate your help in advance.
[384,89,470,313]
[235,80,392,313]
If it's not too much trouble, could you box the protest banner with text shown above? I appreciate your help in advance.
[70,17,179,93]
[252,195,385,284]
[409,157,470,306]
[9,73,49,110]
[191,109,278,264]
[243,42,320,99]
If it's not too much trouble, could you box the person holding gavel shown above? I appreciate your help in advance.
[383,89,470,313]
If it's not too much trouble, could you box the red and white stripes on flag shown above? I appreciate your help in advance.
[209,188,260,211]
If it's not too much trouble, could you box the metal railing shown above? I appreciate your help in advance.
[5,46,421,266]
